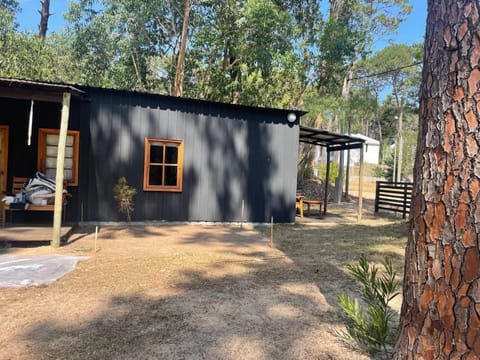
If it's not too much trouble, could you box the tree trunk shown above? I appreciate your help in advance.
[173,0,192,97]
[393,1,480,358]
[396,106,404,182]
[38,0,51,40]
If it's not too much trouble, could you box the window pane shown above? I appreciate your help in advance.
[45,169,56,179]
[65,146,73,157]
[46,157,57,168]
[46,134,59,145]
[45,168,72,180]
[64,158,73,168]
[164,166,178,186]
[149,165,163,185]
[66,135,74,146]
[150,143,164,163]
[165,145,178,164]
[46,145,58,156]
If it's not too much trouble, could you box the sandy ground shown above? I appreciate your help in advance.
[0,206,407,360]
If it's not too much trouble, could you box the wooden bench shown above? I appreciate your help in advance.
[296,195,304,217]
[303,199,324,218]
[2,176,69,226]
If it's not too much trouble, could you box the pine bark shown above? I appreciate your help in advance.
[393,1,480,358]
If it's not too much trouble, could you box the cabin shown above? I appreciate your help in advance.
[0,78,301,226]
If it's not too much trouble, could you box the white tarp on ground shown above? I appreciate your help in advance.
[0,254,88,288]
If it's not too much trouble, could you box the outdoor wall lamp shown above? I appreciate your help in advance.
[287,112,297,123]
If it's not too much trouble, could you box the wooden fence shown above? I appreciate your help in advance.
[374,181,413,219]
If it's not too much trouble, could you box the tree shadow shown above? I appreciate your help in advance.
[8,225,373,359]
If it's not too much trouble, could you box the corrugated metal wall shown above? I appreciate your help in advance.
[84,89,299,223]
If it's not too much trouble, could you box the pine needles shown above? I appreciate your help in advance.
[337,255,400,356]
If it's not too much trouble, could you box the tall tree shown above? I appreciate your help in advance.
[365,44,421,181]
[172,0,192,97]
[0,0,19,14]
[394,1,480,357]
[65,0,186,91]
[38,0,51,40]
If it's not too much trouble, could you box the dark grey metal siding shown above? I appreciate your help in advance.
[83,89,299,223]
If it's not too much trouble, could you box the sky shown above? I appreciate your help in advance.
[17,0,427,46]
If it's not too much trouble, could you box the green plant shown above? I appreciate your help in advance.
[337,255,400,356]
[304,166,314,179]
[373,165,385,178]
[113,177,137,222]
[317,162,340,184]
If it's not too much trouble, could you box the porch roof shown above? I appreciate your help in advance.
[299,125,365,152]
[0,78,88,103]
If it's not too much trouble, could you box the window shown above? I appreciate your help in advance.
[37,128,80,186]
[144,138,184,192]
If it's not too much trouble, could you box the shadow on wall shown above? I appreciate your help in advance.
[86,90,294,222]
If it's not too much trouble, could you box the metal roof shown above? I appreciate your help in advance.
[0,78,306,121]
[0,77,88,103]
[299,125,365,152]
[0,77,86,95]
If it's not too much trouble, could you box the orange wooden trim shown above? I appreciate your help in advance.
[143,137,150,191]
[0,126,9,194]
[37,128,80,186]
[143,137,184,192]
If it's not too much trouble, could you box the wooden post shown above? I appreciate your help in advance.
[94,225,98,253]
[52,92,71,247]
[357,144,364,223]
[241,199,244,228]
[324,149,331,216]
[374,181,380,214]
[270,216,273,248]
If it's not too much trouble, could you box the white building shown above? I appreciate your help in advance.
[347,134,380,165]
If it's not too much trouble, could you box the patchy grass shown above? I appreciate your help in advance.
[0,210,408,360]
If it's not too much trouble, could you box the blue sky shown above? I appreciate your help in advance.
[17,0,427,45]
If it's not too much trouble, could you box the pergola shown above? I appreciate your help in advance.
[299,125,366,221]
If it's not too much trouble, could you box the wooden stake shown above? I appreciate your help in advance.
[270,216,273,248]
[241,199,245,228]
[94,226,98,254]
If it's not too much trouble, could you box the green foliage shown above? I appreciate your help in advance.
[317,162,340,184]
[113,177,137,222]
[303,166,314,180]
[373,165,386,178]
[337,255,400,355]
[0,0,419,137]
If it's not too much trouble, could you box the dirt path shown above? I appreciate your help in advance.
[0,220,406,359]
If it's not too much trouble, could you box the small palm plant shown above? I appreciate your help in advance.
[337,255,400,356]
[113,177,137,222]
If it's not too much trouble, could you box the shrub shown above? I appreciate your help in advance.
[317,162,340,184]
[113,177,137,222]
[304,166,314,179]
[337,255,400,356]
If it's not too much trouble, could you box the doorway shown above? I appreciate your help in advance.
[0,126,8,195]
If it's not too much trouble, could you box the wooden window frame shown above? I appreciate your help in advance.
[144,138,184,192]
[37,128,80,186]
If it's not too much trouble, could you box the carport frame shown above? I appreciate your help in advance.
[299,125,366,221]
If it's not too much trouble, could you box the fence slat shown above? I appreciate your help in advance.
[374,181,413,219]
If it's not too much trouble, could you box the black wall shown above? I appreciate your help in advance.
[84,89,299,223]
[0,88,299,224]
[0,97,88,222]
